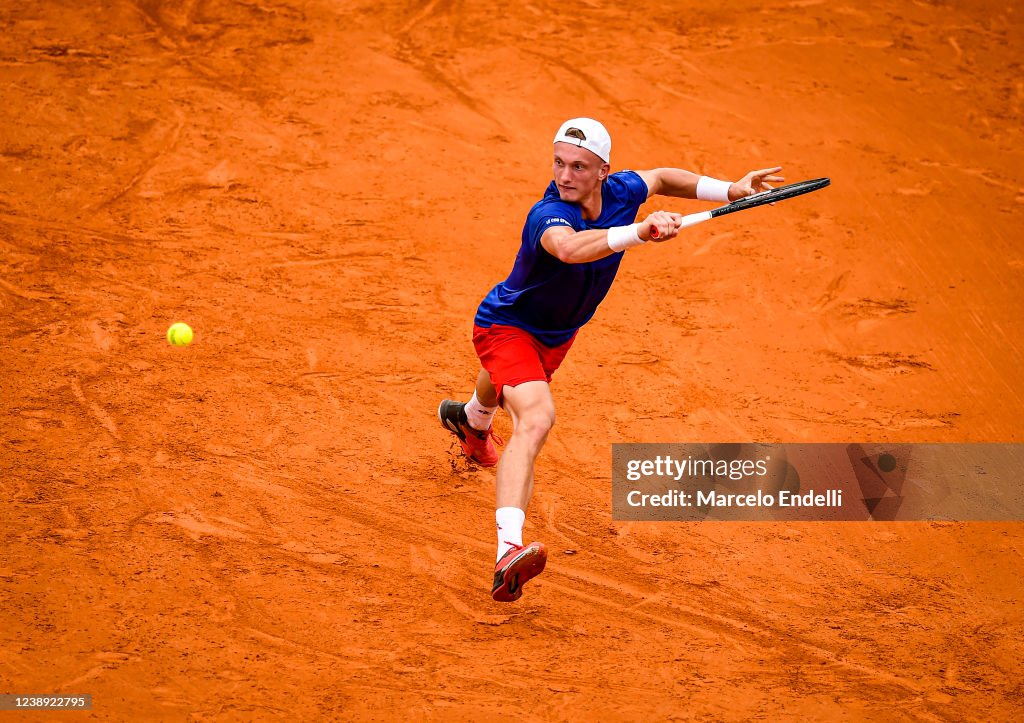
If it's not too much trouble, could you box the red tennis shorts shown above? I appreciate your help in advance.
[472,324,577,404]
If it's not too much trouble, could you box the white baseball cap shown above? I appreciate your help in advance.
[553,117,611,163]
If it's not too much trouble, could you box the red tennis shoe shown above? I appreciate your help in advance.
[438,399,503,467]
[491,541,547,602]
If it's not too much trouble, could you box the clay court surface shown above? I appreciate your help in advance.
[2,0,1022,719]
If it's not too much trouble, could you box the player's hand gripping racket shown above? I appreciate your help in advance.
[649,177,830,239]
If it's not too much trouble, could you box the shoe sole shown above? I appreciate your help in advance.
[438,400,463,438]
[492,544,547,602]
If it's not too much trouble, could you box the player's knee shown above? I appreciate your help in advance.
[517,407,555,446]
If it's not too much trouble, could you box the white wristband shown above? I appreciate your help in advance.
[696,176,732,202]
[606,223,644,252]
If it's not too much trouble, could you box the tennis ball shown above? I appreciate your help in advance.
[167,322,194,347]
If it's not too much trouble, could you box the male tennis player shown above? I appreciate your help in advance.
[439,118,782,602]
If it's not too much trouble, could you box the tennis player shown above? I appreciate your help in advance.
[440,118,782,602]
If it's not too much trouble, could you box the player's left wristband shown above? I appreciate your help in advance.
[607,223,645,252]
[697,176,732,202]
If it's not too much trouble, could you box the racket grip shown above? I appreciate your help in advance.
[649,211,712,239]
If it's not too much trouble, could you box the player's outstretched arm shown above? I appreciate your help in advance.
[540,211,683,264]
[637,166,784,202]
[636,168,700,199]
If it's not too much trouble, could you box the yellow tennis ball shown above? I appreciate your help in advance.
[167,322,194,347]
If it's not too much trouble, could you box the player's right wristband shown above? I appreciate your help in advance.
[696,176,732,202]
[607,223,645,252]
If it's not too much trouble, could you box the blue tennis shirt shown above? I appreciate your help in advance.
[475,170,649,347]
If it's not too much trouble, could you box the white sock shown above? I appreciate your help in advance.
[465,391,497,432]
[495,507,525,562]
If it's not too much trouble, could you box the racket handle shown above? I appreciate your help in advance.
[648,211,713,239]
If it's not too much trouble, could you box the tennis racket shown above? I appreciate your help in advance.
[649,177,830,238]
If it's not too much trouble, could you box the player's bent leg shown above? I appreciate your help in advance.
[490,380,554,602]
[438,369,503,466]
[475,368,499,408]
[438,399,503,466]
